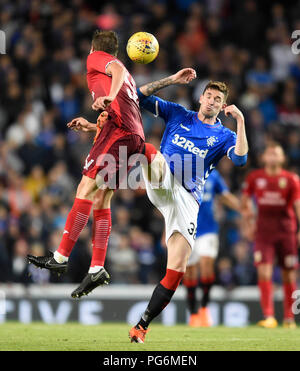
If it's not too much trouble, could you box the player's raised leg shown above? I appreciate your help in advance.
[71,186,113,298]
[71,138,148,298]
[129,232,190,343]
[27,175,98,274]
[142,143,165,186]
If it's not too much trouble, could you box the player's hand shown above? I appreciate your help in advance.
[241,207,255,220]
[224,105,244,121]
[171,68,196,85]
[92,96,114,111]
[67,117,91,132]
[241,216,256,242]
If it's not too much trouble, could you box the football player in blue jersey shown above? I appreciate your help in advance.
[129,68,248,343]
[183,169,240,327]
[57,67,248,342]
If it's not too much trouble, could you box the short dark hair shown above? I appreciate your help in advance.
[203,81,229,102]
[92,30,119,56]
[264,141,284,152]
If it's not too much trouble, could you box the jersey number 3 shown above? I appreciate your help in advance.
[124,72,138,104]
[188,222,197,240]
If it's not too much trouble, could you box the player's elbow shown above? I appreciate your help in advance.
[231,152,248,167]
[137,88,157,114]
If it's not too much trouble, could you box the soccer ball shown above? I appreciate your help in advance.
[126,32,159,64]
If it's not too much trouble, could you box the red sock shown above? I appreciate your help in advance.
[143,142,157,164]
[160,269,184,291]
[283,281,297,320]
[57,198,92,257]
[183,278,198,288]
[258,280,274,318]
[183,278,198,314]
[90,208,111,267]
[200,275,215,285]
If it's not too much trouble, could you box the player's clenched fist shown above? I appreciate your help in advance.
[224,105,244,121]
[92,96,114,110]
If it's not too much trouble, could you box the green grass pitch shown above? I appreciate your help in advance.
[0,322,300,351]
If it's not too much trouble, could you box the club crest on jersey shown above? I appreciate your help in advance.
[278,177,287,189]
[256,178,267,189]
[206,136,219,147]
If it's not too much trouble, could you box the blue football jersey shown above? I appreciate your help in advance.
[196,169,228,237]
[138,92,237,204]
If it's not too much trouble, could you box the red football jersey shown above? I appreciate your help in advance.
[243,169,300,234]
[86,51,145,140]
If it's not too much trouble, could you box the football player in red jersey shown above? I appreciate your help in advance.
[242,142,300,328]
[28,30,148,297]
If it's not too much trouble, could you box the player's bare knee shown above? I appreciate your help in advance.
[93,191,105,209]
[169,265,186,274]
[282,269,296,283]
[76,177,97,200]
[168,258,187,273]
[184,265,196,280]
[257,267,272,281]
[145,152,165,186]
[93,188,114,209]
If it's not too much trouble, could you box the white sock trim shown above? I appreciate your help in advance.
[88,266,103,274]
[54,251,69,263]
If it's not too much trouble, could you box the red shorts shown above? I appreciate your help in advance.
[254,232,298,269]
[82,123,144,189]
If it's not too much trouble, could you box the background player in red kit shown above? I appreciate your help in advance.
[28,30,147,298]
[242,142,300,328]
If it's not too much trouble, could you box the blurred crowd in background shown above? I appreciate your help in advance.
[0,0,299,287]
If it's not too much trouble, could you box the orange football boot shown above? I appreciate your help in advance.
[198,307,213,327]
[257,316,278,328]
[283,319,297,329]
[189,313,202,327]
[129,325,149,343]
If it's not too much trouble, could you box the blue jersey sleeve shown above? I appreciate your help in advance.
[223,129,237,158]
[214,171,229,195]
[222,128,247,166]
[137,88,188,123]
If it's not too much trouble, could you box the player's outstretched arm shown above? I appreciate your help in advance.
[139,68,196,97]
[92,61,126,110]
[219,192,240,212]
[67,117,97,132]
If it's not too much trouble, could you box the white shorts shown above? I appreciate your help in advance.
[143,162,199,249]
[187,233,219,266]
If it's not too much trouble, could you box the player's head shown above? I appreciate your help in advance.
[91,30,119,56]
[199,81,228,118]
[262,142,285,168]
